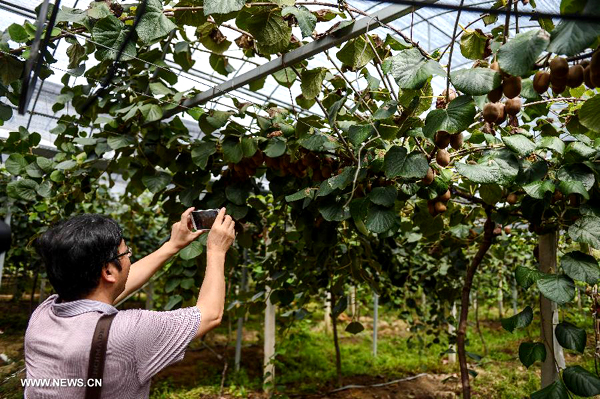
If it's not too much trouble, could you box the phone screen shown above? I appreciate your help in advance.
[190,209,219,231]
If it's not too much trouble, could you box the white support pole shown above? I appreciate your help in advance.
[448,302,457,364]
[0,209,12,289]
[235,249,249,372]
[264,285,276,392]
[373,292,379,357]
[498,276,504,318]
[324,291,332,333]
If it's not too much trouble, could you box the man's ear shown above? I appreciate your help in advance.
[101,263,119,283]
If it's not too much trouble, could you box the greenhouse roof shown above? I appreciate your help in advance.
[0,0,563,145]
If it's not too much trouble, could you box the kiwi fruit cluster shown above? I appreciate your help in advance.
[427,189,451,216]
[483,62,523,125]
[432,130,461,169]
[533,53,600,94]
[223,149,338,182]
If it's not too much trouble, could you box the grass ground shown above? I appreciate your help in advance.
[0,298,597,398]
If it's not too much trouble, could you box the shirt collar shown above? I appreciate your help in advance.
[49,294,119,317]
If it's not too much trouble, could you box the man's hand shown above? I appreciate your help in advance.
[207,208,236,254]
[167,207,205,251]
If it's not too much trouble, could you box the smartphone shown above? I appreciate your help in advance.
[190,209,219,231]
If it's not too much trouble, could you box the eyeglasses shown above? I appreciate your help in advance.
[108,246,132,262]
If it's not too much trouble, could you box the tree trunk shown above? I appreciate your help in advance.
[512,276,518,315]
[0,209,12,289]
[263,285,276,392]
[144,281,154,310]
[539,232,565,388]
[330,290,342,387]
[474,290,488,356]
[457,209,495,399]
[448,302,457,364]
[373,292,378,357]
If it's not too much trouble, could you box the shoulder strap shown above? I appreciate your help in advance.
[85,312,117,399]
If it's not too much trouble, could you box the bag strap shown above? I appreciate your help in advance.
[85,312,117,399]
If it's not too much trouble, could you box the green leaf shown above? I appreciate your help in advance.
[142,171,171,193]
[537,274,575,305]
[36,157,54,173]
[547,0,600,56]
[515,266,543,289]
[264,137,287,158]
[164,295,183,310]
[241,137,257,157]
[300,68,327,100]
[56,6,88,24]
[180,277,195,289]
[7,179,38,201]
[348,124,374,147]
[135,0,177,44]
[530,380,569,399]
[368,186,397,207]
[563,366,600,396]
[460,29,489,60]
[318,201,349,222]
[345,321,364,334]
[497,29,550,77]
[503,134,536,156]
[92,16,136,61]
[0,54,23,86]
[388,48,444,89]
[222,137,244,163]
[282,6,316,38]
[365,206,396,234]
[179,241,204,260]
[384,147,429,180]
[328,95,346,127]
[180,187,201,207]
[36,181,52,198]
[336,36,375,69]
[562,251,600,284]
[225,185,249,205]
[556,322,587,353]
[87,2,111,19]
[55,160,77,171]
[518,341,546,368]
[523,180,555,199]
[455,150,519,185]
[559,180,590,200]
[107,135,135,150]
[579,94,600,133]
[372,101,398,120]
[285,187,316,202]
[141,104,163,123]
[537,136,565,155]
[450,68,501,96]
[204,0,245,15]
[423,95,476,136]
[569,216,600,249]
[0,103,12,122]
[25,162,44,178]
[247,9,292,55]
[299,132,339,151]
[5,153,27,175]
[8,24,29,42]
[66,42,86,69]
[191,141,217,169]
[501,306,533,333]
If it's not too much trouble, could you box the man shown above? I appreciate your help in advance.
[24,207,235,398]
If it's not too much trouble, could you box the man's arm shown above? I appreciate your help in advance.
[194,208,235,338]
[114,207,203,305]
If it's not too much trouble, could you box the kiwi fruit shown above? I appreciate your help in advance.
[493,226,502,235]
[550,71,568,87]
[436,149,450,167]
[584,66,596,89]
[581,60,590,69]
[434,130,451,148]
[496,103,506,124]
[550,57,569,78]
[427,201,436,216]
[490,61,501,72]
[422,167,435,185]
[507,193,518,204]
[533,71,551,94]
[483,103,500,123]
[551,84,566,94]
[487,86,503,103]
[503,75,522,99]
[505,98,521,116]
[566,65,584,88]
[322,165,332,179]
[591,69,600,88]
[569,193,580,207]
[590,51,600,71]
[504,226,511,234]
[450,133,463,150]
[434,201,447,213]
[438,190,451,202]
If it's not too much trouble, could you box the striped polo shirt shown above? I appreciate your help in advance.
[24,294,201,398]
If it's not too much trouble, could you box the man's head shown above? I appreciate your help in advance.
[34,214,131,302]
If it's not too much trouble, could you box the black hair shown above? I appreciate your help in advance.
[34,214,123,301]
